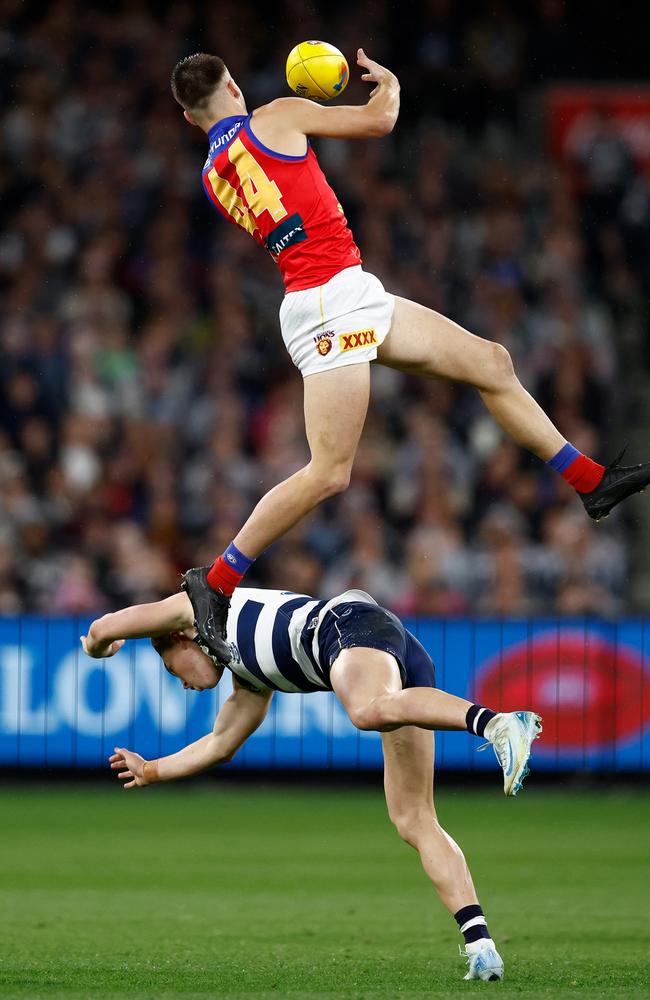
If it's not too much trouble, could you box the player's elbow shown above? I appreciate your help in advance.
[217,741,250,765]
[207,735,237,766]
[208,727,259,766]
[207,746,235,767]
[88,616,110,644]
[367,113,396,137]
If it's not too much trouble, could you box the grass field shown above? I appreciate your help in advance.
[0,781,648,1000]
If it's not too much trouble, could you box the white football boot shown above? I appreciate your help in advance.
[461,940,504,981]
[480,711,543,795]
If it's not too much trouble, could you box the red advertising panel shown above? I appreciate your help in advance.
[546,85,650,164]
[474,631,650,753]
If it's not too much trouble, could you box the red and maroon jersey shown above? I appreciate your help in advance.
[202,113,361,292]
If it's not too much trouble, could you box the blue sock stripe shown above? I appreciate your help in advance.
[547,442,581,473]
[223,542,255,575]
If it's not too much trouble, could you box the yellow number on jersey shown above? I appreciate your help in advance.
[206,138,289,235]
[206,167,259,236]
[228,138,288,223]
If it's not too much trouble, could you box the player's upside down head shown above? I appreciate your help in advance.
[150,631,222,692]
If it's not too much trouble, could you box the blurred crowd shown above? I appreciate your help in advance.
[1,0,648,617]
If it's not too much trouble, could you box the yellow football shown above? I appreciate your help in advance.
[286,41,349,102]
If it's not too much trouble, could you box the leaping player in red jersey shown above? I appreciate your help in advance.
[170,49,650,664]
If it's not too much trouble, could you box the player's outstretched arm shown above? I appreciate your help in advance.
[109,679,273,788]
[255,47,400,140]
[81,592,193,659]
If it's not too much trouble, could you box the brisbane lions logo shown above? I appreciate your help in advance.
[314,330,335,356]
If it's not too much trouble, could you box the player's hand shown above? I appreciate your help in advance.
[80,634,125,659]
[109,747,149,789]
[357,48,395,96]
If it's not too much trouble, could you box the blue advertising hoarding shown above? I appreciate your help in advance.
[0,617,649,771]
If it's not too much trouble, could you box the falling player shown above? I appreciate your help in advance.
[170,49,650,661]
[82,581,543,982]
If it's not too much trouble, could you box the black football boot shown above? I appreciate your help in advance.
[580,449,650,521]
[181,566,231,665]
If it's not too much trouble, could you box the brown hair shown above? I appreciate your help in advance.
[151,633,175,658]
[171,53,227,111]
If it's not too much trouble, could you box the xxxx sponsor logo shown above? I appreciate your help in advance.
[339,329,377,353]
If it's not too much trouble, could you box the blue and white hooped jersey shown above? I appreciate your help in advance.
[222,587,377,693]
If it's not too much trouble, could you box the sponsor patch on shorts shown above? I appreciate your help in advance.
[339,329,377,353]
[314,330,335,356]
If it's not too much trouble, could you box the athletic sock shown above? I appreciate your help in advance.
[206,542,255,596]
[454,904,492,947]
[465,704,497,738]
[547,442,605,494]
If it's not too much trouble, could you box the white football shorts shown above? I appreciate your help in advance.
[279,265,395,378]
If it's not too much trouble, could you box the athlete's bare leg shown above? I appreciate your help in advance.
[330,646,472,733]
[383,726,479,913]
[382,727,479,914]
[206,293,628,584]
[378,297,566,461]
[330,649,479,913]
[233,363,370,558]
[227,292,565,562]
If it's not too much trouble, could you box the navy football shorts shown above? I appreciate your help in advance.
[318,601,436,689]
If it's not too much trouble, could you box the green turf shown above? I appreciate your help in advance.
[0,782,648,999]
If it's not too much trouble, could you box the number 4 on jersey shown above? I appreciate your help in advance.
[207,137,288,235]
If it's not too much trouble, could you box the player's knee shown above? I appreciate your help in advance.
[347,702,383,732]
[309,463,352,501]
[390,806,436,848]
[347,695,398,732]
[327,463,353,497]
[484,341,515,387]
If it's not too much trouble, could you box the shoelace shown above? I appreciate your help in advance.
[606,445,627,471]
[459,942,496,967]
[477,728,509,769]
[215,593,231,639]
